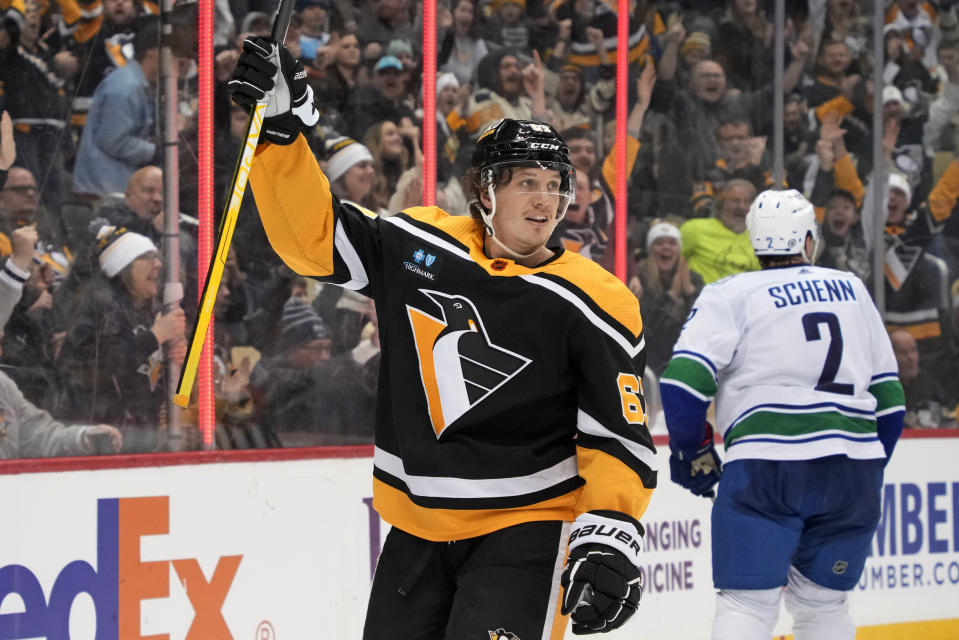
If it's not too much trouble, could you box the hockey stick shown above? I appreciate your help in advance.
[173,0,296,408]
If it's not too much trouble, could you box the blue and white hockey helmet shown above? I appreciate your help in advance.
[746,188,820,262]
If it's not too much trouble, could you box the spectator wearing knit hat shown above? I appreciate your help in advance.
[676,31,711,84]
[54,225,186,453]
[681,31,711,66]
[277,297,333,358]
[636,220,703,376]
[884,160,959,255]
[249,297,335,435]
[385,38,416,70]
[323,136,380,213]
[383,48,418,106]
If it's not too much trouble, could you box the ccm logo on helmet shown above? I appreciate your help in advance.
[529,142,560,150]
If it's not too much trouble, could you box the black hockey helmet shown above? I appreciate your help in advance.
[471,118,575,217]
[473,118,573,177]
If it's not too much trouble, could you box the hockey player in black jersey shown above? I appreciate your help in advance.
[229,37,657,638]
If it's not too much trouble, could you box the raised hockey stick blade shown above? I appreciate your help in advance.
[173,0,296,408]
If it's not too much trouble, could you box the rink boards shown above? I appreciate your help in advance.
[0,434,956,639]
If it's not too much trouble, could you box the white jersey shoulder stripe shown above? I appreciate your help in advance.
[726,438,886,462]
[334,219,369,290]
[373,447,578,499]
[521,274,643,358]
[382,215,473,261]
[869,372,899,384]
[876,405,906,417]
[659,378,712,402]
[577,409,659,471]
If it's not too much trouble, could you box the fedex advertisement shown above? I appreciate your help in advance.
[0,458,380,639]
[0,496,241,640]
[0,437,956,639]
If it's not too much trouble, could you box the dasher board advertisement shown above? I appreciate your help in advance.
[0,436,956,639]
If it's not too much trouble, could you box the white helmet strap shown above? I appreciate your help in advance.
[799,233,820,265]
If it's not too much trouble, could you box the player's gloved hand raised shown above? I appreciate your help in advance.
[561,512,644,635]
[669,422,722,497]
[227,36,319,145]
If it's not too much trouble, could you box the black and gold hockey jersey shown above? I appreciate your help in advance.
[249,136,657,542]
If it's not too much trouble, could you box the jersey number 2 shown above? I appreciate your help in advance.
[802,312,854,395]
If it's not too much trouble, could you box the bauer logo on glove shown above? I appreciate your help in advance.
[561,511,645,635]
[227,36,319,145]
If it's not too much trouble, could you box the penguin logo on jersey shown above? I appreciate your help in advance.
[489,629,520,640]
[407,289,531,438]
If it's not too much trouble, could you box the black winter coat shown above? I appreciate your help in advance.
[55,280,167,453]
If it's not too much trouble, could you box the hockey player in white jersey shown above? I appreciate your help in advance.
[660,189,905,640]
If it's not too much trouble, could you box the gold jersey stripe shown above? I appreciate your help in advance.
[574,447,654,522]
[372,477,580,542]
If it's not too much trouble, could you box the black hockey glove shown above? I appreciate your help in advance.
[561,512,644,635]
[669,422,722,497]
[227,36,319,145]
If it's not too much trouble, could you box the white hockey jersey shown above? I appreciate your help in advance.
[661,265,904,464]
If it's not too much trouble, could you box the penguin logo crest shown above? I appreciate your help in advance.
[407,289,531,438]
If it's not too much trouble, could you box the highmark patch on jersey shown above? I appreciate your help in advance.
[406,289,531,438]
[402,241,444,282]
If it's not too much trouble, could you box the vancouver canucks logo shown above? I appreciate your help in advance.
[407,289,531,438]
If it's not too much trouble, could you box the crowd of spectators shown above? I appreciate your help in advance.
[1,0,958,456]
